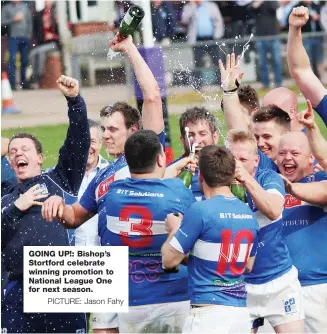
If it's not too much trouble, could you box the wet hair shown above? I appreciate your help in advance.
[124,130,162,174]
[199,146,235,187]
[100,102,142,130]
[9,133,43,154]
[252,105,291,131]
[179,107,218,137]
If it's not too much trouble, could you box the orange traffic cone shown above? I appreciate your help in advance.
[1,72,20,114]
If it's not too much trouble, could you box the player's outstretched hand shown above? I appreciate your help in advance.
[41,195,65,222]
[57,75,79,98]
[297,100,315,129]
[289,6,309,28]
[109,33,134,54]
[14,184,49,211]
[218,53,244,92]
[165,213,183,235]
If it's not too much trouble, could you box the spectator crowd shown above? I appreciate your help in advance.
[1,0,326,92]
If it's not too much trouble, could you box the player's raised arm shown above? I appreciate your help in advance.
[219,53,248,131]
[109,34,164,134]
[52,75,90,195]
[287,6,327,115]
[298,100,327,171]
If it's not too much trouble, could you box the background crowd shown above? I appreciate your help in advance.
[1,0,326,92]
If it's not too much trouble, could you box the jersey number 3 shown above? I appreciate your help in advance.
[217,229,254,275]
[119,205,153,248]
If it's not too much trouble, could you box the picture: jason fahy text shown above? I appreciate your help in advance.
[48,297,125,306]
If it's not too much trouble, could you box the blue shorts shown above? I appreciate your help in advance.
[2,281,86,333]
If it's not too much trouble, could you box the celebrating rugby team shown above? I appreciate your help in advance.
[1,6,327,334]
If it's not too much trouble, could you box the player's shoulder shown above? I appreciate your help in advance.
[185,197,209,214]
[162,177,185,187]
[162,178,194,197]
[256,167,281,182]
[110,177,131,189]
[258,151,278,171]
[301,171,327,183]
[94,164,112,182]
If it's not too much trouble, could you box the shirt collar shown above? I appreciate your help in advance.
[93,154,109,172]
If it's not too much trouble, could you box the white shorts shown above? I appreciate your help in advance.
[246,266,304,328]
[118,300,190,333]
[183,305,251,333]
[92,312,118,330]
[302,283,327,333]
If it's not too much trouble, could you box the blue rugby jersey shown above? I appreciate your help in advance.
[105,177,195,306]
[283,171,327,286]
[258,151,279,172]
[80,132,165,243]
[245,168,292,284]
[171,195,259,307]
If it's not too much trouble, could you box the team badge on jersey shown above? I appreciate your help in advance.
[38,183,49,195]
[284,297,296,314]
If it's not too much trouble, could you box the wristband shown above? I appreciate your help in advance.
[223,79,240,93]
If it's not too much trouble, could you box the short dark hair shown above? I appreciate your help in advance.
[220,85,259,113]
[252,105,291,131]
[124,130,162,174]
[199,146,235,187]
[100,102,142,130]
[238,85,260,111]
[179,107,218,137]
[9,133,43,154]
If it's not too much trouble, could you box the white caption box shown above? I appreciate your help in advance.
[24,246,128,313]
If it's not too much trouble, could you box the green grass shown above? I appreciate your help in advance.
[2,102,326,168]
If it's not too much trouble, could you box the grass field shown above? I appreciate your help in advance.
[2,102,327,168]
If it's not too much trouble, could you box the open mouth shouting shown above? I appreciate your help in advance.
[16,159,29,172]
[283,163,297,175]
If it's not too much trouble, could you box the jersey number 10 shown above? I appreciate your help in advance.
[217,229,254,275]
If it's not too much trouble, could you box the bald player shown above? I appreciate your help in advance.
[277,131,327,333]
[262,87,304,132]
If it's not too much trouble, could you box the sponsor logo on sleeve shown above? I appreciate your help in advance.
[284,194,301,208]
[97,175,115,199]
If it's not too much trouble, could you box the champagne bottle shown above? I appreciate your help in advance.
[179,153,195,188]
[119,5,145,39]
[231,180,247,203]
